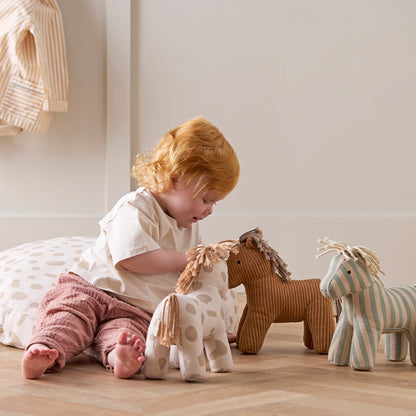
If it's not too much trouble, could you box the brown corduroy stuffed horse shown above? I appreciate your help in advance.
[227,228,335,354]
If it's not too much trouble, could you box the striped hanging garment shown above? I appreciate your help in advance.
[0,0,68,137]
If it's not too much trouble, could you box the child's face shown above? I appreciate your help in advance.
[162,176,227,229]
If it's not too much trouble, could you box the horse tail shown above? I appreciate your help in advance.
[158,294,180,347]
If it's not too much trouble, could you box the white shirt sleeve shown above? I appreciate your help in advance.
[103,200,161,268]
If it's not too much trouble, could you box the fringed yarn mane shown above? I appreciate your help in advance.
[239,227,291,282]
[176,241,238,295]
[317,237,385,283]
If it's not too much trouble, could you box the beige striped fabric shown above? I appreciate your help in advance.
[319,246,416,370]
[0,0,68,137]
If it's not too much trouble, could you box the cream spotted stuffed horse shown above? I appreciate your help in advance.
[144,242,237,381]
[318,238,416,370]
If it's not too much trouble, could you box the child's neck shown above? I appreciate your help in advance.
[150,190,173,218]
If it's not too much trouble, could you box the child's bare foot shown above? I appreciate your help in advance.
[108,332,146,379]
[21,344,59,379]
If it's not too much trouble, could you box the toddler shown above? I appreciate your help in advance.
[21,116,240,379]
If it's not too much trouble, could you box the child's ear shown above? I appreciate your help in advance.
[171,174,179,188]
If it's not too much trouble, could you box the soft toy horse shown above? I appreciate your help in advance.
[226,228,335,354]
[144,242,237,382]
[318,237,416,370]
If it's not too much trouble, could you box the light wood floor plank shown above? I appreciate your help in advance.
[1,294,416,415]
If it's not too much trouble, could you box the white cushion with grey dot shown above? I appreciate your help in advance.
[0,236,95,349]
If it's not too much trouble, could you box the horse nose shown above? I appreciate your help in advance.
[320,279,332,299]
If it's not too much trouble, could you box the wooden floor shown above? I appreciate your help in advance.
[1,295,416,416]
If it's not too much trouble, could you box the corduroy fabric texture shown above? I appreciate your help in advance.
[227,238,335,354]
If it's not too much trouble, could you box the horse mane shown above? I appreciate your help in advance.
[239,227,291,282]
[317,237,385,283]
[176,241,238,294]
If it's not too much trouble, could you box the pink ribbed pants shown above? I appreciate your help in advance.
[27,273,152,373]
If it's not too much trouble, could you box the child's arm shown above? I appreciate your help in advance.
[118,249,187,275]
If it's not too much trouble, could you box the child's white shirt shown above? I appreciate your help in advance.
[70,187,201,313]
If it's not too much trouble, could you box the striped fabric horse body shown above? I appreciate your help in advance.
[318,239,416,370]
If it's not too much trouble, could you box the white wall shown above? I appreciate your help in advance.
[134,0,416,285]
[0,0,107,247]
[0,0,132,248]
[1,0,415,287]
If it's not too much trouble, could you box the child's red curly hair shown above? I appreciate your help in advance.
[132,116,240,196]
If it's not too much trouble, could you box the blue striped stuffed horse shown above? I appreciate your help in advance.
[317,238,416,371]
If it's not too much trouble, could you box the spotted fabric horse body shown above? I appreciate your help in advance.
[226,228,335,354]
[318,238,416,370]
[143,242,236,382]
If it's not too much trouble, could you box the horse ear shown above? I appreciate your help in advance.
[245,236,256,249]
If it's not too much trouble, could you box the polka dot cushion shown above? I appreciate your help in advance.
[0,236,95,349]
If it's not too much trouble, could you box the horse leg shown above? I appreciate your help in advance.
[384,332,408,362]
[204,321,233,373]
[303,322,313,350]
[327,312,353,366]
[143,310,170,379]
[222,288,239,334]
[350,324,381,371]
[236,306,272,354]
[176,339,205,382]
[236,304,248,337]
[407,326,416,366]
[305,299,336,354]
[176,312,206,381]
[169,345,180,368]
